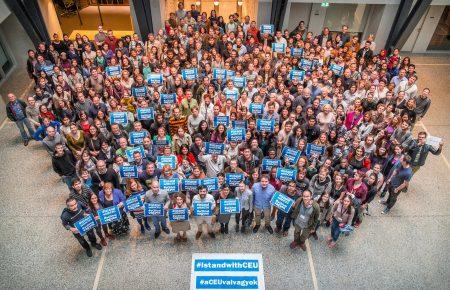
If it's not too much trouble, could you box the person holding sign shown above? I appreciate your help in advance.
[408,131,443,174]
[98,182,129,236]
[290,190,320,251]
[61,198,102,257]
[327,196,355,249]
[275,182,300,236]
[170,193,191,242]
[144,180,171,239]
[234,181,253,233]
[87,193,113,246]
[215,185,236,234]
[252,175,276,234]
[192,185,216,240]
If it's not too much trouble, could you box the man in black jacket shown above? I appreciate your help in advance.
[6,93,35,146]
[60,198,102,257]
[51,143,77,189]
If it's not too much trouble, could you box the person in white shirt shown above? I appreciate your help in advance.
[395,75,418,100]
[198,150,226,177]
[192,186,216,239]
[274,31,287,46]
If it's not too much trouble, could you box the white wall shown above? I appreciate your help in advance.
[257,0,272,25]
[412,5,446,52]
[373,4,399,52]
[308,3,326,35]
[0,0,11,24]
[285,2,312,31]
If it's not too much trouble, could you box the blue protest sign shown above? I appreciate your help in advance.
[201,178,219,191]
[181,179,201,191]
[42,64,54,76]
[260,24,274,35]
[270,191,295,213]
[271,43,286,53]
[300,59,313,71]
[147,73,163,85]
[157,155,176,169]
[330,63,344,76]
[290,47,303,57]
[261,158,282,171]
[213,116,230,127]
[152,139,169,147]
[213,68,227,80]
[204,142,225,155]
[249,103,264,115]
[227,128,246,142]
[306,143,326,156]
[160,93,177,105]
[232,120,248,130]
[319,98,332,108]
[276,168,297,182]
[129,131,148,145]
[289,70,305,81]
[224,90,239,102]
[220,199,241,214]
[144,203,164,217]
[98,205,122,225]
[131,86,148,98]
[181,68,198,81]
[109,112,128,125]
[256,119,275,132]
[124,194,144,212]
[74,214,97,236]
[160,178,180,193]
[225,173,245,187]
[168,208,189,221]
[281,147,301,164]
[225,70,235,79]
[193,202,213,216]
[105,65,122,77]
[119,165,138,178]
[233,76,247,88]
[136,107,154,121]
[125,146,146,162]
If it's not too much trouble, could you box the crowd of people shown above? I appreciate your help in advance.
[6,2,444,257]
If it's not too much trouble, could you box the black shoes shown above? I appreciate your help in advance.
[24,140,29,146]
[154,231,161,239]
[253,225,260,233]
[266,226,274,234]
[235,225,240,232]
[92,243,102,250]
[162,227,170,234]
[86,247,93,257]
[208,232,216,239]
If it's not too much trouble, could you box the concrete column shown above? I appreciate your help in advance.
[308,3,326,35]
[412,5,445,53]
[37,0,63,37]
[374,4,399,51]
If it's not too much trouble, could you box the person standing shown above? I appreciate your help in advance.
[408,131,443,174]
[144,180,171,239]
[252,175,276,234]
[327,196,355,249]
[234,181,253,233]
[381,155,413,214]
[52,143,77,189]
[6,93,35,146]
[192,185,216,239]
[275,181,300,236]
[289,190,319,251]
[60,198,102,257]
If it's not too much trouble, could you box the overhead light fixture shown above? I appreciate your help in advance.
[237,0,243,6]
[214,0,219,5]
[195,0,201,6]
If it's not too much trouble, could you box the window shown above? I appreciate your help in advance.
[428,6,450,51]
[0,40,13,80]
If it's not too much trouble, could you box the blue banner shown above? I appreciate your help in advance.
[181,68,198,81]
[129,131,148,145]
[225,173,245,187]
[261,158,281,171]
[124,193,144,212]
[204,142,225,155]
[144,203,164,217]
[271,43,286,53]
[193,202,213,216]
[147,73,163,85]
[160,178,180,192]
[157,155,176,169]
[152,139,169,147]
[181,179,201,191]
[74,214,97,236]
[290,47,303,57]
[201,178,219,191]
[125,146,146,162]
[330,63,344,76]
[119,165,138,178]
[131,86,148,98]
[289,70,305,81]
[260,24,274,35]
[226,70,235,79]
[224,90,239,102]
[276,168,297,182]
[300,59,313,71]
[136,107,154,121]
[306,143,326,156]
[232,120,248,130]
[213,116,230,127]
[109,112,128,125]
[256,119,275,132]
[249,103,264,115]
[281,147,301,164]
[227,128,246,142]
[195,276,259,289]
[233,76,247,88]
[213,68,227,80]
[160,93,177,105]
[42,64,54,76]
[105,65,122,77]
[168,208,189,221]
[98,205,122,225]
[219,199,241,214]
[270,191,295,213]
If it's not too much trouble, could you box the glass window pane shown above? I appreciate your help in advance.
[428,6,450,50]
[324,4,367,32]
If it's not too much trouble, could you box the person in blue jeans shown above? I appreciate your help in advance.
[327,196,355,249]
[144,180,171,239]
[275,181,300,236]
[6,93,35,146]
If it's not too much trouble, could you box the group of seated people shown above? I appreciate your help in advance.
[6,4,443,257]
